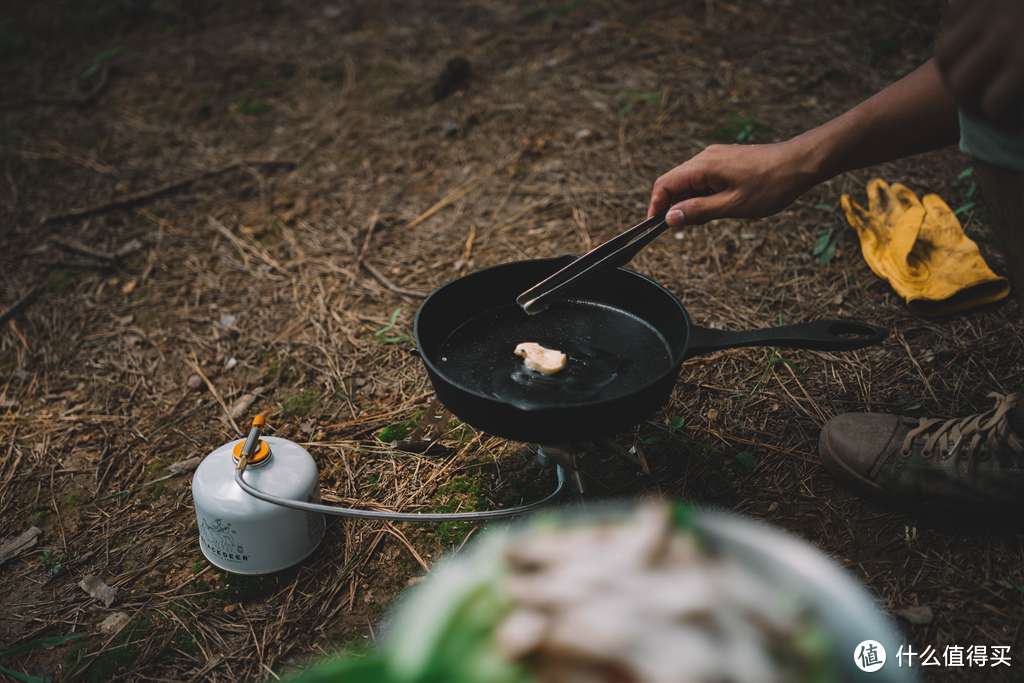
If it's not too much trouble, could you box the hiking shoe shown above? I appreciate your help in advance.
[819,392,1024,504]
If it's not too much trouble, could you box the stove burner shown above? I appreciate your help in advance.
[536,445,585,494]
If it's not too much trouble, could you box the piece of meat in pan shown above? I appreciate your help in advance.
[514,342,567,375]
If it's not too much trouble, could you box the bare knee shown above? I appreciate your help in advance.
[973,160,1024,306]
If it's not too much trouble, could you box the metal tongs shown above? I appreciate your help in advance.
[517,210,669,315]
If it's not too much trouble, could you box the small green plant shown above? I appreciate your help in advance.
[377,420,414,443]
[374,308,411,344]
[955,165,978,217]
[734,450,758,471]
[753,350,796,394]
[709,115,770,143]
[618,90,661,118]
[234,96,271,115]
[811,226,838,264]
[811,202,841,265]
[434,475,482,546]
[81,46,121,79]
[446,419,475,445]
[40,548,65,576]
[280,389,318,418]
[523,0,584,22]
[667,415,686,433]
[735,121,756,143]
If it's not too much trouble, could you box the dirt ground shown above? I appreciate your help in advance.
[1,1,1023,681]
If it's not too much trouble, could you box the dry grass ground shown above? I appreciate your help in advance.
[1,1,1022,681]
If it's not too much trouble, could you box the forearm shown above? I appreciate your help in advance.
[791,59,960,184]
[649,60,962,226]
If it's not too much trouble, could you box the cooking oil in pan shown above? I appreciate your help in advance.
[437,300,672,409]
[508,340,623,395]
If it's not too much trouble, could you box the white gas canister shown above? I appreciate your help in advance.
[192,435,325,575]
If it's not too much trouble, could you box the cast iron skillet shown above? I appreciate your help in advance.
[414,256,885,443]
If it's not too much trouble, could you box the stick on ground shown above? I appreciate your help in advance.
[0,285,43,326]
[42,160,296,225]
[189,354,242,435]
[361,261,428,299]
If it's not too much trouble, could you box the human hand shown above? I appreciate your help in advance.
[647,141,818,228]
[936,0,1024,128]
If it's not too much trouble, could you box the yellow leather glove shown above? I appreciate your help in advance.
[841,178,1010,316]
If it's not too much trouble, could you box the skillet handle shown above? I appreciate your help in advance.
[686,319,886,356]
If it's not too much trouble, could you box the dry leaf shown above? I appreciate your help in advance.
[0,526,41,565]
[228,392,259,420]
[121,279,137,295]
[168,457,202,475]
[79,575,118,607]
[98,611,131,634]
[115,238,144,257]
[895,605,933,625]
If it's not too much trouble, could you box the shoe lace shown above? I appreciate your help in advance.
[900,392,1023,462]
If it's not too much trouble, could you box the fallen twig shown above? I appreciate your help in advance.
[42,160,296,225]
[189,354,242,435]
[456,223,476,272]
[95,457,202,503]
[50,236,117,263]
[355,208,380,272]
[895,331,939,404]
[0,285,43,326]
[407,180,478,229]
[361,261,428,299]
[209,217,290,276]
[383,523,430,572]
[406,152,520,229]
[15,145,115,175]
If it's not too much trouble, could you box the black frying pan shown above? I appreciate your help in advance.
[414,256,885,443]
